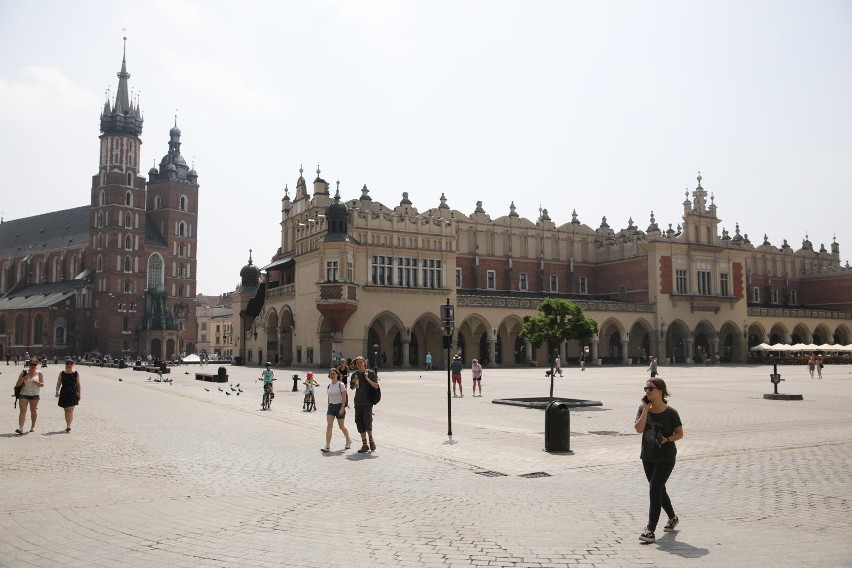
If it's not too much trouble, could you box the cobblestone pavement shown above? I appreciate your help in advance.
[1,361,850,567]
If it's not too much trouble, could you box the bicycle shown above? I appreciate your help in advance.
[303,390,316,412]
[261,384,273,411]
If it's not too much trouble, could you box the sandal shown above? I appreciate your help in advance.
[15,429,23,435]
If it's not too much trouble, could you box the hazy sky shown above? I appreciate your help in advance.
[2,0,850,295]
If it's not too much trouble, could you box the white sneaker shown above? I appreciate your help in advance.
[344,439,352,449]
[321,446,330,452]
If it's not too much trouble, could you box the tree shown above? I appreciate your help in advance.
[520,298,599,400]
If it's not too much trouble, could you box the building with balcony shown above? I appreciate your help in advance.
[232,167,851,369]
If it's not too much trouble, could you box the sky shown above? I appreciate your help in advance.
[1,0,851,296]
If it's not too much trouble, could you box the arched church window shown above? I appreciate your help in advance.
[124,256,132,272]
[147,254,164,289]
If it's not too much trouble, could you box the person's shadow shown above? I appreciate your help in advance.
[653,533,709,558]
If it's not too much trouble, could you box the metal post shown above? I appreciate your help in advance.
[773,362,779,394]
[441,299,455,438]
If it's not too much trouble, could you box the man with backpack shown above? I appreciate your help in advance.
[350,355,380,453]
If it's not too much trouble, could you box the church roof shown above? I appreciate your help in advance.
[0,280,80,311]
[0,206,90,258]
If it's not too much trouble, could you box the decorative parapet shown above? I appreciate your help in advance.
[747,306,851,320]
[317,283,358,304]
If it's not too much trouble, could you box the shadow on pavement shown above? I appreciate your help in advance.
[655,533,710,558]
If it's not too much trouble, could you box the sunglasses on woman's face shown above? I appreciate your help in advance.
[643,386,656,392]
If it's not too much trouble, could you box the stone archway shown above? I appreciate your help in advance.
[665,320,689,364]
[151,338,162,359]
[628,319,653,365]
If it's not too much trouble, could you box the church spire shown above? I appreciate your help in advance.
[99,37,143,137]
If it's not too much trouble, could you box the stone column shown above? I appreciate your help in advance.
[591,335,599,365]
[711,332,719,360]
[402,339,410,368]
[488,338,496,367]
[525,340,533,363]
[686,335,695,364]
[621,338,629,364]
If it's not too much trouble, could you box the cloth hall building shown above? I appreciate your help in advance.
[0,45,199,361]
[234,170,852,370]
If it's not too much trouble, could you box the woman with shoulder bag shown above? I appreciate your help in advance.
[15,359,45,434]
[56,358,81,433]
[634,377,684,543]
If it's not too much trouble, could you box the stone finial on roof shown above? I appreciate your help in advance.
[509,202,518,217]
[438,193,449,209]
[360,184,372,201]
[571,209,580,224]
[474,200,485,214]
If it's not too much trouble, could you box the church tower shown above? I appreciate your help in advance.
[143,117,200,358]
[89,38,147,355]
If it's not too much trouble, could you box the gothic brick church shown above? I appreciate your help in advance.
[0,42,199,360]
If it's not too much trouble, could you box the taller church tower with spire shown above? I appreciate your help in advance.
[87,39,200,358]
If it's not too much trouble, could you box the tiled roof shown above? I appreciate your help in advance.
[0,206,90,258]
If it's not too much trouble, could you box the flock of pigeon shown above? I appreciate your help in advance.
[118,375,245,396]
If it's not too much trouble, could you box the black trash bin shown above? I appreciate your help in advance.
[233,356,244,366]
[218,366,228,382]
[544,400,571,452]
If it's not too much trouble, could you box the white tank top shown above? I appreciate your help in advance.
[327,381,346,404]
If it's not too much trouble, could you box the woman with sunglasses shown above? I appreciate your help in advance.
[634,377,683,544]
[55,358,81,432]
[14,359,45,434]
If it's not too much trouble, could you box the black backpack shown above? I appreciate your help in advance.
[367,370,381,405]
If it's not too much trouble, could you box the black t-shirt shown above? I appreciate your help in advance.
[352,369,378,407]
[636,405,682,463]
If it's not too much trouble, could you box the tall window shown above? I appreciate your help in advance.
[178,222,186,237]
[147,254,164,289]
[770,288,779,304]
[720,273,730,297]
[550,275,558,292]
[371,255,392,285]
[347,261,353,282]
[790,290,798,304]
[179,196,187,211]
[579,276,588,294]
[125,212,132,228]
[751,286,760,303]
[675,269,688,294]
[124,256,132,272]
[519,273,529,291]
[697,270,712,295]
[125,191,132,206]
[486,270,496,290]
[326,260,339,282]
[456,268,462,289]
[397,257,418,288]
[33,314,44,345]
[421,259,442,289]
[154,195,162,209]
[125,235,132,250]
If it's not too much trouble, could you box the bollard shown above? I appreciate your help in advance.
[292,374,300,392]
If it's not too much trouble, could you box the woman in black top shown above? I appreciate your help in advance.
[55,359,81,433]
[634,377,683,544]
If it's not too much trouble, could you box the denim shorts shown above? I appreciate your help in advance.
[327,403,346,418]
[18,394,40,400]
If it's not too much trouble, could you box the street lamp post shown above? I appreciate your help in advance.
[440,299,455,437]
[372,343,380,374]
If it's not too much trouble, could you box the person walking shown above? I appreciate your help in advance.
[350,356,379,453]
[554,355,563,377]
[471,358,483,397]
[816,355,824,379]
[807,356,816,379]
[55,358,81,433]
[425,352,432,371]
[321,367,352,452]
[450,354,463,397]
[580,350,586,371]
[15,359,44,434]
[647,356,658,378]
[337,358,350,387]
[634,377,684,544]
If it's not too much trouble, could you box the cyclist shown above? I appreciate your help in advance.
[261,362,276,402]
[303,371,319,411]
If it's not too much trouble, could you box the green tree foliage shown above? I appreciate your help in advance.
[520,298,599,399]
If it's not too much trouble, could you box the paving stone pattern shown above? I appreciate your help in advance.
[1,362,851,567]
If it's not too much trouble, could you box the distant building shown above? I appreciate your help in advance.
[196,293,234,358]
[231,171,852,368]
[0,42,199,360]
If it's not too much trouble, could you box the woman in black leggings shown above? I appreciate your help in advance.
[634,377,684,543]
